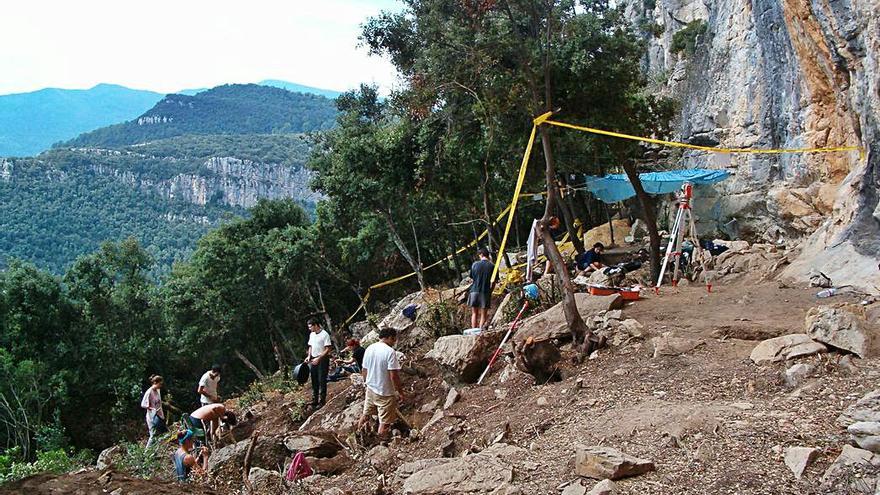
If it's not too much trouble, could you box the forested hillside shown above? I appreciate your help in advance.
[0,133,318,274]
[64,84,338,148]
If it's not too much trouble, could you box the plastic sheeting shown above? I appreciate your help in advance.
[579,169,730,203]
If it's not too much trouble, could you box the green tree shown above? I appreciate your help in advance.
[363,0,675,347]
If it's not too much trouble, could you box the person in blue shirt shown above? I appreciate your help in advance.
[576,242,606,276]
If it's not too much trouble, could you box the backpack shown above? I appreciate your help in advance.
[285,452,313,481]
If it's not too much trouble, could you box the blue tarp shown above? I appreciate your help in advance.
[581,169,730,203]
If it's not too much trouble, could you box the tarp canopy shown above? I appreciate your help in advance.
[579,168,730,203]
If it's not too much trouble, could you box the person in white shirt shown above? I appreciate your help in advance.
[304,318,333,409]
[358,328,405,437]
[140,375,165,448]
[197,365,221,406]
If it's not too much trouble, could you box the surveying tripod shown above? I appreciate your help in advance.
[655,182,702,289]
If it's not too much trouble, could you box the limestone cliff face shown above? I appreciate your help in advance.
[627,0,878,291]
[89,155,314,209]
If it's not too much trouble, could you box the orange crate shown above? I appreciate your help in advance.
[588,286,616,296]
[619,289,640,301]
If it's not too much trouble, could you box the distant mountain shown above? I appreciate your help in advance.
[65,84,338,148]
[1,133,317,273]
[0,84,163,157]
[258,79,344,99]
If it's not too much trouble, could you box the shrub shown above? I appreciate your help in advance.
[671,20,708,55]
[116,442,164,479]
[638,19,665,38]
[0,448,90,484]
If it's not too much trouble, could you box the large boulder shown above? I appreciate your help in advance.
[749,334,816,364]
[248,467,282,494]
[806,304,872,357]
[396,443,524,494]
[306,452,354,475]
[513,293,623,345]
[96,445,123,470]
[426,331,504,383]
[208,436,289,475]
[848,422,880,453]
[838,390,880,427]
[574,446,655,480]
[283,432,342,458]
[380,291,425,333]
[820,445,880,494]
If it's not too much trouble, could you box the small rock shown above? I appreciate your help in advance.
[561,480,587,495]
[605,310,623,320]
[651,334,704,357]
[420,398,441,413]
[612,368,626,376]
[574,445,655,480]
[731,402,755,411]
[784,446,818,479]
[423,409,444,430]
[784,363,814,388]
[537,396,549,407]
[495,389,509,400]
[109,489,123,495]
[444,387,460,410]
[587,479,617,495]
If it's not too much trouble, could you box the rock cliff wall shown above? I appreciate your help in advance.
[627,0,878,291]
[88,155,314,209]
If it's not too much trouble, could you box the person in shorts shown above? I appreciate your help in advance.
[358,328,404,438]
[467,247,493,329]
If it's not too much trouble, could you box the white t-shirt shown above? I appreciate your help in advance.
[362,341,401,396]
[198,371,220,404]
[308,330,333,359]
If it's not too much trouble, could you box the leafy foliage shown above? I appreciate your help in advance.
[116,442,164,479]
[671,20,708,55]
[0,447,91,484]
[64,84,338,148]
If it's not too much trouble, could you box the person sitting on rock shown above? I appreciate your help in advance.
[191,403,237,446]
[575,242,605,276]
[173,430,209,483]
[328,339,365,382]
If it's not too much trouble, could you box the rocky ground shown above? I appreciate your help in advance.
[4,261,879,494]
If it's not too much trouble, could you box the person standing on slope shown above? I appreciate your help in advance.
[197,364,221,406]
[468,247,494,329]
[358,328,404,438]
[304,318,333,409]
[140,375,166,448]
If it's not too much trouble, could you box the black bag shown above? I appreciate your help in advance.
[151,412,168,434]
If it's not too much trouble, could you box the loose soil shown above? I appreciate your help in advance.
[6,281,877,494]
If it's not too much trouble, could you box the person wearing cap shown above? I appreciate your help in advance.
[328,339,365,382]
[172,430,210,482]
[197,364,221,406]
[467,247,493,329]
[304,318,333,409]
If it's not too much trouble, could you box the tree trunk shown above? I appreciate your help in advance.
[556,176,585,254]
[234,350,267,380]
[536,127,590,346]
[315,281,342,352]
[621,162,661,281]
[381,210,427,291]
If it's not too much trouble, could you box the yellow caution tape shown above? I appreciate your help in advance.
[491,124,538,284]
[542,119,864,155]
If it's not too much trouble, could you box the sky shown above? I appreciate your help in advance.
[0,0,403,95]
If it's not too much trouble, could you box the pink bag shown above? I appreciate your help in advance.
[285,452,313,481]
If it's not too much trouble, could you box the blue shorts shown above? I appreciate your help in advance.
[467,292,490,309]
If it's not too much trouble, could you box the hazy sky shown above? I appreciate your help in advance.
[0,0,403,95]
